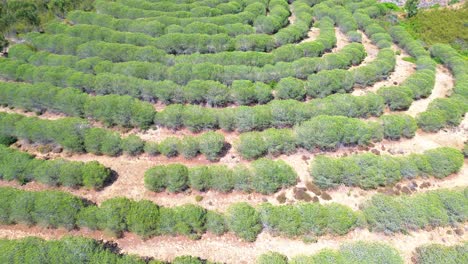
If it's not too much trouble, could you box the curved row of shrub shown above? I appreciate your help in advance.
[0,187,465,241]
[416,44,468,132]
[17,36,363,84]
[0,82,155,128]
[155,94,384,132]
[94,0,261,23]
[257,242,403,264]
[0,145,111,189]
[235,114,417,159]
[0,236,215,264]
[0,112,226,160]
[144,158,297,194]
[311,147,464,189]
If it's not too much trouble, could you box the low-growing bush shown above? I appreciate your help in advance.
[311,147,463,189]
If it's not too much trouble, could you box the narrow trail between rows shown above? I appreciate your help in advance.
[0,223,465,264]
[405,65,454,117]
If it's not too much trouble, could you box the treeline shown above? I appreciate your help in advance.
[0,187,465,241]
[416,44,468,132]
[0,112,226,160]
[144,158,297,194]
[257,242,403,264]
[311,147,464,189]
[0,145,111,189]
[235,114,417,159]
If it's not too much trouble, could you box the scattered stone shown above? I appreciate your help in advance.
[301,155,309,161]
[276,192,287,204]
[262,197,268,202]
[420,182,431,189]
[395,184,401,190]
[293,187,312,202]
[371,149,380,155]
[454,228,464,236]
[401,186,411,194]
[381,145,386,151]
[411,181,418,188]
[305,181,322,196]
[320,192,332,200]
[208,201,213,206]
[312,196,319,203]
[52,146,63,153]
[446,230,452,235]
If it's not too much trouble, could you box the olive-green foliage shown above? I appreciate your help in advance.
[0,144,109,190]
[257,252,288,264]
[145,159,297,194]
[377,86,414,111]
[226,203,262,242]
[121,134,145,156]
[0,236,150,264]
[144,164,188,193]
[306,69,354,98]
[380,114,417,140]
[259,202,359,238]
[414,243,468,264]
[363,188,468,234]
[294,115,382,151]
[311,147,463,189]
[198,132,225,161]
[417,97,466,132]
[275,77,306,101]
[406,6,468,55]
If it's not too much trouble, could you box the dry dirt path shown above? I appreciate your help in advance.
[405,65,454,117]
[0,223,465,264]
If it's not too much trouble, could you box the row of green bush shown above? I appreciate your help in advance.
[1,186,465,241]
[311,147,464,189]
[0,236,217,264]
[257,242,403,264]
[363,188,467,234]
[0,145,111,189]
[415,44,468,132]
[235,114,417,159]
[144,158,297,194]
[19,36,364,84]
[0,112,226,160]
[0,82,155,128]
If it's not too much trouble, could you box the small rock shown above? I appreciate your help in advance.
[454,228,464,236]
[446,230,452,235]
[312,196,319,203]
[321,192,332,200]
[381,145,386,151]
[401,186,411,194]
[262,197,268,202]
[371,149,380,155]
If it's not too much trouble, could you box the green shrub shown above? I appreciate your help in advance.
[424,147,464,178]
[165,164,189,193]
[198,132,225,161]
[380,114,417,140]
[415,243,468,264]
[235,132,267,160]
[143,141,159,156]
[257,252,288,264]
[178,136,199,159]
[251,159,297,194]
[121,135,145,156]
[158,137,180,157]
[226,203,262,242]
[275,77,306,101]
[377,86,414,110]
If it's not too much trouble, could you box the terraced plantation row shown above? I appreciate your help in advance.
[0,0,466,263]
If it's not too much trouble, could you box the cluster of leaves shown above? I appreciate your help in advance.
[258,242,404,264]
[144,158,297,194]
[0,145,110,189]
[363,188,468,234]
[311,147,464,189]
[414,243,468,264]
[0,112,226,160]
